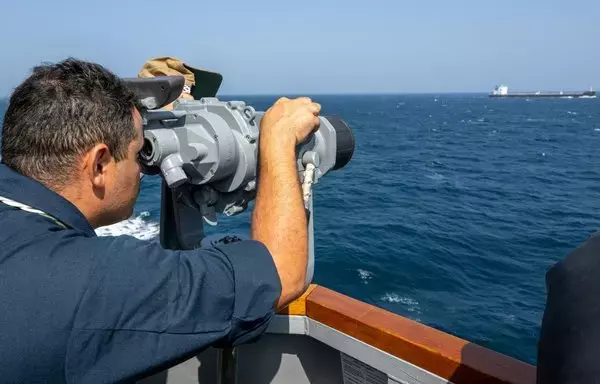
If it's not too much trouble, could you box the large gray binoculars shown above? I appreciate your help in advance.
[124,76,355,228]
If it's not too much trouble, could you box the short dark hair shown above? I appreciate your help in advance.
[1,58,139,189]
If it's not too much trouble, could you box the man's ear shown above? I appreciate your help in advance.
[84,143,112,188]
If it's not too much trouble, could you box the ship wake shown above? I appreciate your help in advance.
[95,211,159,240]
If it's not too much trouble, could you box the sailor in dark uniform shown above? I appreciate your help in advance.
[537,231,600,383]
[0,57,321,383]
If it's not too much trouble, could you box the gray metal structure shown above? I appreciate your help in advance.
[137,314,451,384]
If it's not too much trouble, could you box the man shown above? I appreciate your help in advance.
[537,233,600,382]
[136,56,222,107]
[0,58,320,383]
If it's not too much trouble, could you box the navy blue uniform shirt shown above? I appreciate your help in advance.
[0,164,282,383]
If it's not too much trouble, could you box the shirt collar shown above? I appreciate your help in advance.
[0,163,96,236]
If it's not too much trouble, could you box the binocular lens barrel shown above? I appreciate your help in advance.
[323,116,355,171]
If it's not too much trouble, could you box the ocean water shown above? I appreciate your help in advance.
[2,94,600,365]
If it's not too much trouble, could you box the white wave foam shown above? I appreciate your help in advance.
[381,293,421,313]
[381,293,417,305]
[357,269,373,283]
[95,211,159,240]
[425,172,445,181]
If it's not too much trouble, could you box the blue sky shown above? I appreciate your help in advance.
[0,0,598,96]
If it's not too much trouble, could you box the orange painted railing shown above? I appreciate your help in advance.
[279,285,536,384]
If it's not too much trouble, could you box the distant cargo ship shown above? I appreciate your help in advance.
[489,84,596,98]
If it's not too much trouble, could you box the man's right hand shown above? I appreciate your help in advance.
[251,97,321,310]
[259,97,321,151]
